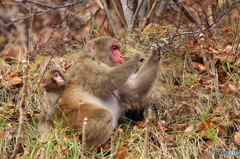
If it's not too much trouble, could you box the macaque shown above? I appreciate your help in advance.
[37,68,65,140]
[56,36,161,149]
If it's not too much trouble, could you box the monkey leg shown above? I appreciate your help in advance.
[59,104,113,149]
[37,114,54,142]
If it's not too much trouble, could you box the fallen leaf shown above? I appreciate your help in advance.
[234,132,240,145]
[10,76,22,85]
[9,70,19,78]
[117,147,130,159]
[228,83,237,92]
[233,118,240,124]
[103,143,111,150]
[143,23,159,33]
[199,119,216,130]
[60,147,68,155]
[191,62,206,72]
[234,58,240,66]
[206,46,219,54]
[221,83,238,92]
[185,42,194,48]
[223,45,233,54]
[135,121,145,128]
[0,131,5,137]
[184,125,195,132]
[213,107,221,113]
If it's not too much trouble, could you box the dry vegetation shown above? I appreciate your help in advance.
[0,0,240,158]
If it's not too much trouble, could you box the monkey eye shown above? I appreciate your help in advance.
[112,45,119,50]
[53,73,59,78]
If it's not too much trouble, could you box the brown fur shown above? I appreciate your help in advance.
[38,69,65,140]
[55,36,161,149]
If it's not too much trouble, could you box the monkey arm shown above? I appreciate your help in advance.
[118,48,161,103]
[96,53,143,98]
[68,53,143,99]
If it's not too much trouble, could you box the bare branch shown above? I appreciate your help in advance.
[82,117,88,159]
[172,0,197,24]
[10,58,28,159]
[4,0,86,24]
[143,108,153,159]
[131,0,144,31]
[102,0,118,36]
[110,131,116,159]
[142,0,158,28]
[111,0,127,29]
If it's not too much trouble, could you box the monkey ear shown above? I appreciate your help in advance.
[84,42,95,55]
[40,78,46,87]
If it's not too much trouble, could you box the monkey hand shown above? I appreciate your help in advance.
[133,52,145,62]
[149,47,161,62]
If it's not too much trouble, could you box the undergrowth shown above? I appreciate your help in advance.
[0,28,240,159]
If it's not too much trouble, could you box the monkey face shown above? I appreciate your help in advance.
[110,41,124,65]
[52,72,65,87]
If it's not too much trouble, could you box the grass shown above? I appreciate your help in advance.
[0,29,240,159]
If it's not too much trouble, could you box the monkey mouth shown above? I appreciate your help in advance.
[58,82,65,86]
[115,62,123,66]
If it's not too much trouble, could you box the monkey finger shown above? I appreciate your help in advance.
[133,52,145,62]
[139,53,146,62]
[150,49,161,62]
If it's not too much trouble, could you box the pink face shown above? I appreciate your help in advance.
[110,41,124,65]
[53,72,65,87]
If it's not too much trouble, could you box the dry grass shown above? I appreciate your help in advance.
[0,32,240,159]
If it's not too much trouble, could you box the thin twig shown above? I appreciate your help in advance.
[232,4,240,54]
[172,0,197,24]
[143,108,153,159]
[82,117,88,159]
[4,0,84,24]
[130,0,144,31]
[209,54,223,111]
[111,0,127,29]
[102,0,118,36]
[28,3,34,61]
[110,131,115,159]
[95,0,104,9]
[142,0,158,28]
[200,35,225,116]
[10,58,28,159]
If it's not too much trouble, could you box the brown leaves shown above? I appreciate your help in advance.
[192,62,206,72]
[142,23,161,33]
[184,125,195,132]
[220,83,239,92]
[1,70,22,86]
[222,45,233,54]
[117,147,130,159]
[234,132,240,145]
[185,28,240,95]
[198,108,235,138]
[10,76,22,85]
[0,131,5,137]
[60,147,68,155]
[200,140,212,158]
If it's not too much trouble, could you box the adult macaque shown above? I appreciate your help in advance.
[56,36,161,149]
[38,68,65,139]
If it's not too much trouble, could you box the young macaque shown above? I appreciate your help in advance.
[55,36,161,149]
[38,68,65,140]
